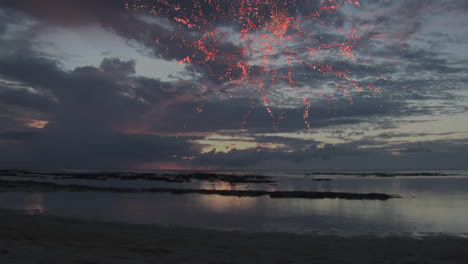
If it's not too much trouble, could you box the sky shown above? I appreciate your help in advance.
[0,0,467,171]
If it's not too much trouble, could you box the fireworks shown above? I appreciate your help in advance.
[125,0,380,130]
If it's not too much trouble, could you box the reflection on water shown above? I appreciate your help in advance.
[196,194,257,213]
[195,181,259,213]
[0,176,468,236]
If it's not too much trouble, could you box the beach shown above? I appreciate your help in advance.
[1,208,467,264]
[1,170,468,263]
[1,0,467,262]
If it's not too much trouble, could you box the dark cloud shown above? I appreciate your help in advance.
[398,143,432,154]
[193,138,468,170]
[0,46,452,137]
[0,50,64,87]
[0,0,123,26]
[0,48,201,168]
[193,143,367,167]
[0,82,56,113]
[0,47,411,168]
[151,93,407,134]
[0,129,196,169]
[0,130,42,142]
[99,57,136,76]
[0,17,6,35]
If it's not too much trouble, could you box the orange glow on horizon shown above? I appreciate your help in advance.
[139,161,215,171]
[193,135,287,153]
[26,120,49,129]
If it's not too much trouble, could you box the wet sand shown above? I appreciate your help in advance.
[1,208,467,264]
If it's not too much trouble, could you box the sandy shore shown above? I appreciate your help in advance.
[1,209,467,264]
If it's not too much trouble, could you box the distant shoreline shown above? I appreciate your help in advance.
[0,169,460,179]
[0,169,404,200]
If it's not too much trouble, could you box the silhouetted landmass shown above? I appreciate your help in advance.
[306,172,454,177]
[0,170,456,185]
[0,170,274,184]
[0,179,399,200]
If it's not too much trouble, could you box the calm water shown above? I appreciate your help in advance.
[0,170,467,237]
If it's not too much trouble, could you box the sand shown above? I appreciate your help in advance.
[1,209,467,264]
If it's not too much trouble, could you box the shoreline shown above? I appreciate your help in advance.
[1,208,467,263]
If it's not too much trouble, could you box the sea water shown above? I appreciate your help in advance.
[0,170,467,237]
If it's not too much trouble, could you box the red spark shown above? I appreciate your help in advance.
[125,0,381,131]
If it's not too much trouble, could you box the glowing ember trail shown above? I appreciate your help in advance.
[125,0,381,130]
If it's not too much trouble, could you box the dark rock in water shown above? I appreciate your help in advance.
[163,189,397,200]
[179,172,274,184]
[311,178,332,181]
[0,169,274,184]
[269,191,397,200]
[0,179,398,200]
[305,171,453,177]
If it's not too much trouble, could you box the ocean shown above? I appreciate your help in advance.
[0,169,467,237]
